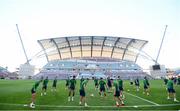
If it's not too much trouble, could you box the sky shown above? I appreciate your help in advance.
[0,0,179,72]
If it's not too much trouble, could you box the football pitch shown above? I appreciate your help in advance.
[0,79,179,110]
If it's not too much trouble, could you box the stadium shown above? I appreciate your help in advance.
[0,36,180,110]
[34,36,150,80]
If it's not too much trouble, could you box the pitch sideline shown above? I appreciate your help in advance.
[0,103,179,108]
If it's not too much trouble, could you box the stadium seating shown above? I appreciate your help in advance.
[33,59,151,80]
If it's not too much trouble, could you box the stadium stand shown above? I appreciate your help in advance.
[34,36,151,79]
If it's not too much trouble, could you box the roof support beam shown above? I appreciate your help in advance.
[122,39,135,60]
[135,41,147,63]
[101,37,107,56]
[37,40,49,62]
[79,37,82,57]
[91,36,93,57]
[111,38,120,58]
[50,39,61,59]
[65,37,72,58]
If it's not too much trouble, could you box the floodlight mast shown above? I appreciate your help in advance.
[16,24,29,64]
[155,25,168,64]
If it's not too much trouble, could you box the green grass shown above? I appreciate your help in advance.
[0,79,179,110]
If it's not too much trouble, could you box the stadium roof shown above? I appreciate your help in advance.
[38,36,148,62]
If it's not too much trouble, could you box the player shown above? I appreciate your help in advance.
[143,76,150,95]
[107,77,112,92]
[177,76,180,85]
[118,76,125,99]
[173,76,177,85]
[113,79,125,107]
[134,78,140,91]
[94,77,99,90]
[30,79,42,108]
[51,76,57,92]
[41,76,49,96]
[163,77,168,85]
[79,78,89,107]
[80,76,85,86]
[68,75,76,101]
[167,76,179,102]
[65,77,70,89]
[130,78,133,86]
[99,77,106,97]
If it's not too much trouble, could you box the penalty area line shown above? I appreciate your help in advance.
[124,92,160,106]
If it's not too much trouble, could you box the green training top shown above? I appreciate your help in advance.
[32,80,41,91]
[80,80,88,91]
[53,79,57,86]
[99,80,106,88]
[80,78,84,86]
[69,79,76,88]
[167,79,173,89]
[118,79,123,88]
[143,79,149,87]
[94,79,98,84]
[164,78,168,84]
[113,80,119,91]
[43,79,49,86]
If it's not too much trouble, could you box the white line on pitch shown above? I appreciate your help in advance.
[0,103,179,108]
[124,92,160,106]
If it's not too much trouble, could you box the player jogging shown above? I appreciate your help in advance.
[68,75,76,101]
[99,77,106,97]
[113,80,125,107]
[79,79,89,107]
[41,76,49,96]
[30,79,42,108]
[167,76,179,102]
[51,76,57,92]
[143,76,150,95]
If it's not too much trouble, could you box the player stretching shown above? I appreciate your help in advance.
[167,76,179,102]
[68,75,76,101]
[41,76,49,96]
[30,79,42,108]
[143,76,150,95]
[99,77,106,97]
[118,76,125,99]
[79,79,89,107]
[51,76,57,92]
[134,78,140,91]
[113,80,124,107]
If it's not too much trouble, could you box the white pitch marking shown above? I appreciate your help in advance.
[133,105,138,108]
[0,103,180,108]
[124,92,160,106]
[23,104,28,106]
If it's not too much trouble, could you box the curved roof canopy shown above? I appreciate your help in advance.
[38,36,148,62]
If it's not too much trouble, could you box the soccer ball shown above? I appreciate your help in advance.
[90,94,94,97]
[127,89,130,92]
[30,103,35,108]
